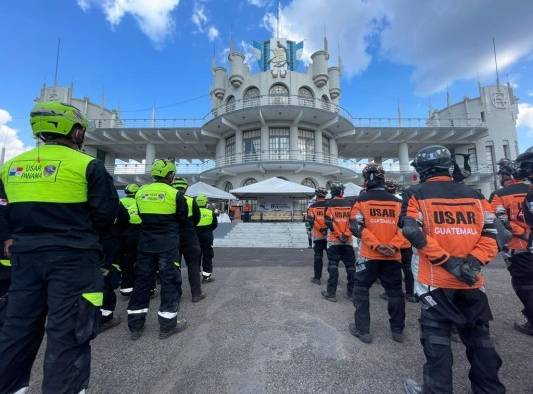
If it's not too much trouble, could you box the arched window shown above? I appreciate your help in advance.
[243,87,260,108]
[242,177,257,186]
[298,86,314,107]
[269,84,289,105]
[226,95,236,112]
[301,177,317,189]
[224,181,233,192]
[321,94,330,111]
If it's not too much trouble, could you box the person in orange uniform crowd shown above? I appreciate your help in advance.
[321,183,355,302]
[307,187,329,285]
[401,145,504,394]
[504,151,533,336]
[349,164,408,344]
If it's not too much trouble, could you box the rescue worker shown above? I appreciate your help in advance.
[307,187,329,284]
[0,101,118,393]
[119,183,142,297]
[171,177,206,302]
[349,165,408,344]
[322,183,355,302]
[401,145,505,394]
[127,159,188,340]
[98,199,129,333]
[382,178,417,303]
[509,148,533,335]
[195,193,218,283]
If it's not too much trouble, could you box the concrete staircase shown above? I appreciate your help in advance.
[213,222,310,248]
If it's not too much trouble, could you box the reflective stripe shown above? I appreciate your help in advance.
[112,264,121,272]
[158,311,178,319]
[100,309,113,317]
[0,259,11,267]
[127,308,148,315]
[120,287,133,293]
[202,271,211,277]
[82,292,103,307]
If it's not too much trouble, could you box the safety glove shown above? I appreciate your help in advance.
[443,256,481,286]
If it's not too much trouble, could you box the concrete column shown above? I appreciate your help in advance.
[399,142,409,171]
[290,125,299,159]
[261,125,269,161]
[145,143,155,173]
[315,129,323,160]
[235,129,243,163]
[330,137,338,158]
[215,139,225,161]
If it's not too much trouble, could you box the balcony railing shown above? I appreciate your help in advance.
[106,152,497,177]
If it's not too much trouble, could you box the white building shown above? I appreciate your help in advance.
[38,34,520,199]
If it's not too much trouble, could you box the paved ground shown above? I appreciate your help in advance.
[27,248,533,393]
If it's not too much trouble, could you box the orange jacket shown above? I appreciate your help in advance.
[307,198,328,240]
[325,197,353,245]
[489,182,529,251]
[400,176,498,290]
[351,189,409,261]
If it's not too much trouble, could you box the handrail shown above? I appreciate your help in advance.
[106,152,496,176]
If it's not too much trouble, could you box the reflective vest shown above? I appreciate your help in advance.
[197,207,214,228]
[135,182,178,214]
[120,196,142,224]
[185,195,194,218]
[1,144,93,203]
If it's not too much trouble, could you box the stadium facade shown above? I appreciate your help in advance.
[36,34,519,198]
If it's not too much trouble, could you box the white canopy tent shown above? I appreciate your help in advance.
[230,177,316,198]
[343,182,363,197]
[186,181,236,200]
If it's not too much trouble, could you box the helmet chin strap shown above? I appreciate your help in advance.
[71,128,86,149]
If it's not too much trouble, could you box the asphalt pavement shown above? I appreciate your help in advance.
[26,248,533,393]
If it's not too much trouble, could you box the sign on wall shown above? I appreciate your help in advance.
[257,197,294,212]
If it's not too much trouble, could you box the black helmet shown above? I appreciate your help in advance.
[315,187,327,198]
[384,178,398,194]
[412,145,452,181]
[330,182,344,198]
[497,159,516,177]
[516,146,533,180]
[362,163,385,188]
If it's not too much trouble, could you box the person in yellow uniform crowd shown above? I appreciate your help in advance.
[0,101,118,393]
[195,193,218,283]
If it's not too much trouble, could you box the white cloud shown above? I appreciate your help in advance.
[207,26,219,42]
[265,0,533,94]
[0,109,32,162]
[191,2,208,32]
[518,103,533,137]
[262,1,381,78]
[247,0,269,7]
[191,1,220,42]
[76,0,181,45]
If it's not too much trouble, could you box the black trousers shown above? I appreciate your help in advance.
[353,259,405,334]
[508,252,533,323]
[326,244,355,296]
[197,229,214,275]
[127,247,182,332]
[0,250,102,394]
[400,248,415,296]
[313,239,328,280]
[119,227,140,293]
[179,222,203,297]
[0,260,10,330]
[418,288,505,394]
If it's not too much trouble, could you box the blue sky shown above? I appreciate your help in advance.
[2,0,533,159]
